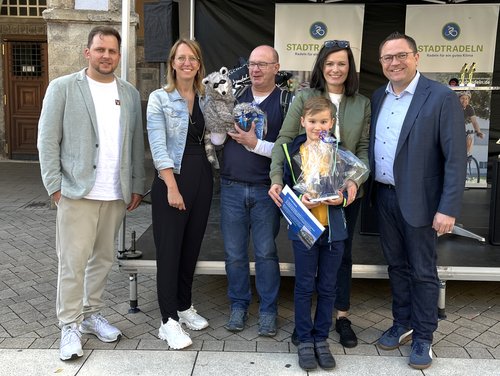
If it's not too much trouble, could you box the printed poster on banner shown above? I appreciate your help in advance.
[274,4,364,92]
[406,4,500,188]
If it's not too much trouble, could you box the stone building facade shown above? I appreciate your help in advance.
[0,0,189,160]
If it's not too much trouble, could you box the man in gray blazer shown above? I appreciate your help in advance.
[37,26,145,361]
[369,32,466,370]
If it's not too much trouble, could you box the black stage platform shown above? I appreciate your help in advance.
[120,188,500,278]
[118,188,500,311]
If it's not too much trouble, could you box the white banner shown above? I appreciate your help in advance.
[406,4,499,75]
[406,4,500,188]
[275,4,364,72]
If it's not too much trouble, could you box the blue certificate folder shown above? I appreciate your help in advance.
[279,185,326,249]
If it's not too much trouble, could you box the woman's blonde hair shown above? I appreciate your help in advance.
[164,38,205,95]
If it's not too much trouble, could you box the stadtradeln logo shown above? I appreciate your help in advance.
[310,22,327,40]
[442,22,460,41]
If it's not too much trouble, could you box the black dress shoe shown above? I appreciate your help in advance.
[314,341,336,370]
[335,317,358,348]
[297,342,317,371]
[291,328,299,346]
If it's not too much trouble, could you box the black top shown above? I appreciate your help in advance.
[463,104,475,124]
[186,95,205,146]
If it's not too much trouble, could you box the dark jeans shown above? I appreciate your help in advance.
[335,198,362,312]
[376,184,439,342]
[293,231,344,343]
[221,179,281,314]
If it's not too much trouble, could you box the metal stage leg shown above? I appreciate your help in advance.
[451,224,486,243]
[438,280,447,319]
[129,273,140,313]
[118,216,126,256]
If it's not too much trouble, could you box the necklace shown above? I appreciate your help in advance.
[188,113,205,144]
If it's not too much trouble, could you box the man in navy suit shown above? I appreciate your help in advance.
[369,32,466,370]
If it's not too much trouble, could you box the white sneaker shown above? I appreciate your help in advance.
[60,323,83,361]
[178,305,209,330]
[79,313,122,343]
[158,318,192,349]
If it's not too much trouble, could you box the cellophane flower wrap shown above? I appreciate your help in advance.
[293,131,369,201]
[233,102,267,140]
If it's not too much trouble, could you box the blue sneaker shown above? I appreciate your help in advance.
[409,341,433,369]
[378,325,413,350]
[224,309,248,332]
[258,313,277,337]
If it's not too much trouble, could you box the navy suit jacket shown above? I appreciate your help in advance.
[369,74,467,227]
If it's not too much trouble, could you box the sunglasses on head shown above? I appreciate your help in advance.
[323,40,350,49]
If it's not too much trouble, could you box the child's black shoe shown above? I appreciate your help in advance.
[297,342,317,371]
[314,341,336,370]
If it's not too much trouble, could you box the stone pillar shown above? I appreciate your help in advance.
[43,0,139,84]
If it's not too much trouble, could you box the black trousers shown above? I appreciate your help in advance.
[151,147,213,322]
[334,197,362,312]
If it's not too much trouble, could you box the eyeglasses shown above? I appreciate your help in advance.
[379,51,416,64]
[175,56,200,64]
[324,40,350,49]
[247,61,277,70]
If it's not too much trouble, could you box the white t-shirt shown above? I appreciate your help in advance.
[247,93,273,157]
[252,94,269,105]
[84,76,122,201]
[329,92,343,141]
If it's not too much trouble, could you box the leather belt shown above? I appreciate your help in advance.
[377,182,395,189]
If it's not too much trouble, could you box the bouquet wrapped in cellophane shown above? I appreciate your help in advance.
[233,102,267,140]
[293,131,369,202]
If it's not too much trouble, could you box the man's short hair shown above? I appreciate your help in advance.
[379,31,417,55]
[87,26,121,50]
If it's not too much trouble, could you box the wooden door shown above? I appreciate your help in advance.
[3,37,48,160]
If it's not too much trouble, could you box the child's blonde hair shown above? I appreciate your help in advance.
[302,96,337,119]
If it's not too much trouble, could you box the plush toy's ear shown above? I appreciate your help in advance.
[202,77,209,85]
[220,67,228,75]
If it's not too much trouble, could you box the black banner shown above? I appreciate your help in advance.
[144,0,174,63]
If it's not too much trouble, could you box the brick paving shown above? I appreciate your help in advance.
[1,160,500,361]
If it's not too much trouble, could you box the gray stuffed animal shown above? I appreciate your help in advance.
[202,67,235,145]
